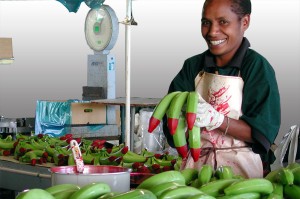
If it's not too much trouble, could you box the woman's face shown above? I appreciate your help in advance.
[201,0,249,65]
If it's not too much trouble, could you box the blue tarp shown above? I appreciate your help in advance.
[56,0,105,13]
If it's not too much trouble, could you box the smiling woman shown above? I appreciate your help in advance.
[162,0,281,178]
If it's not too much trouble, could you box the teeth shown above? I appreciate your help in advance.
[210,39,226,45]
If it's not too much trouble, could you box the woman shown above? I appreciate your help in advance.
[163,0,281,178]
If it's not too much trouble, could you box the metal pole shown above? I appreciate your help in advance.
[125,0,132,150]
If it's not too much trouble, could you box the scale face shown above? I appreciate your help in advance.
[85,5,119,52]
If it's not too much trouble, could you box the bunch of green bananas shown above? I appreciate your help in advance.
[148,91,201,161]
[263,162,300,199]
[16,182,111,199]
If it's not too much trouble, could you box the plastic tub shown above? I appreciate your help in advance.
[49,165,131,193]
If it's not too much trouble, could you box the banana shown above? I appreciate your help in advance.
[215,166,234,180]
[198,164,214,186]
[186,91,199,130]
[159,185,205,199]
[180,168,199,185]
[215,192,260,199]
[271,182,284,197]
[291,167,300,185]
[122,151,147,163]
[223,178,273,196]
[148,91,181,133]
[69,182,111,199]
[199,179,240,197]
[265,168,282,182]
[262,193,283,199]
[98,192,120,199]
[188,193,216,199]
[172,115,188,158]
[149,181,185,197]
[286,162,300,170]
[191,178,201,188]
[52,189,78,199]
[0,138,16,149]
[16,189,55,199]
[167,91,189,135]
[188,125,201,162]
[284,184,300,199]
[45,183,80,195]
[108,189,157,199]
[275,168,294,185]
[137,170,185,190]
[68,153,76,165]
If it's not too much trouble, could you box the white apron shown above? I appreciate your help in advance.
[181,71,263,178]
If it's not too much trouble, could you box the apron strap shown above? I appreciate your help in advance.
[200,146,250,170]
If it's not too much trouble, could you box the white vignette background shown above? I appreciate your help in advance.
[0,0,299,144]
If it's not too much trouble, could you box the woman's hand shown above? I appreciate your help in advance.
[194,95,224,131]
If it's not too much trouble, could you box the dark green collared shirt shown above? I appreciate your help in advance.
[164,38,281,155]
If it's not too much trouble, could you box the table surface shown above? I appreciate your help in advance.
[91,97,161,107]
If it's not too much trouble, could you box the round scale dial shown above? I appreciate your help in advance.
[85,5,119,52]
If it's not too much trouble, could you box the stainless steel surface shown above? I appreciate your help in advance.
[0,158,51,192]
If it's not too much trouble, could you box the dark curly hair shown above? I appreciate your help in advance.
[203,0,252,20]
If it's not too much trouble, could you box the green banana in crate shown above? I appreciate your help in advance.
[45,183,80,195]
[108,189,156,199]
[199,179,240,197]
[284,184,300,199]
[122,151,147,163]
[215,192,260,199]
[188,193,217,199]
[180,168,199,185]
[215,166,234,180]
[159,185,205,199]
[82,151,95,164]
[172,115,189,158]
[137,170,185,190]
[148,181,185,197]
[68,153,76,165]
[275,168,294,185]
[16,189,55,199]
[30,139,46,150]
[153,157,174,167]
[148,91,181,133]
[69,182,111,199]
[167,91,189,135]
[186,91,199,130]
[198,164,214,186]
[0,137,16,149]
[223,178,273,196]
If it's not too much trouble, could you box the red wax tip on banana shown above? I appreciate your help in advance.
[148,117,161,133]
[190,148,201,162]
[167,118,179,135]
[186,112,197,130]
[176,145,188,159]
